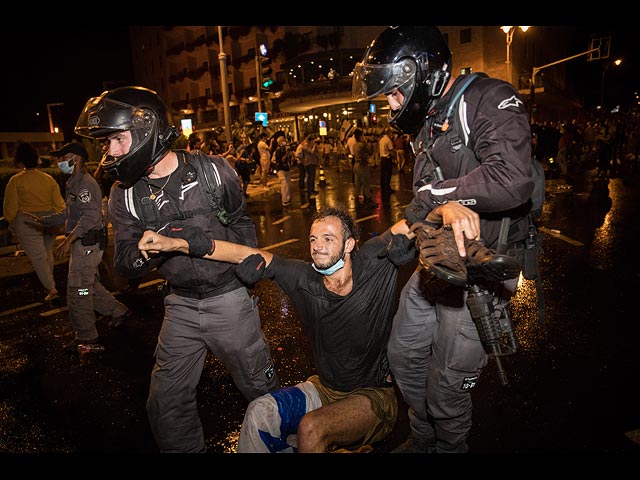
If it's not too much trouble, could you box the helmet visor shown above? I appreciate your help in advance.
[352,58,416,102]
[75,95,146,139]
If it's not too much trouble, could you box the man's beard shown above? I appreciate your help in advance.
[314,244,345,270]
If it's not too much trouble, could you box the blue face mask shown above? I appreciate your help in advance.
[57,160,75,175]
[312,256,345,276]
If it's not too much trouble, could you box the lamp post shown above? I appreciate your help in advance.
[501,26,530,85]
[46,102,64,149]
[217,26,232,147]
[601,58,622,110]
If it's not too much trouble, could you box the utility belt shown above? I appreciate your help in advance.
[81,227,108,250]
[171,284,228,300]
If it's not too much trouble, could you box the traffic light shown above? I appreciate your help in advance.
[261,58,273,89]
[259,44,274,91]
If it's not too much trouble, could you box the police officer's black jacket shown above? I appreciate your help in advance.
[406,74,534,248]
[108,151,257,297]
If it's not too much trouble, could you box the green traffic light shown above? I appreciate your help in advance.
[262,78,274,88]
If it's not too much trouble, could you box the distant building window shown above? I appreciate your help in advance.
[460,28,471,44]
[461,67,473,75]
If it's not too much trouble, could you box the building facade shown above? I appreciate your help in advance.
[129,25,586,146]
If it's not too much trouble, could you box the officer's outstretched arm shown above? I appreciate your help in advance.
[138,230,273,265]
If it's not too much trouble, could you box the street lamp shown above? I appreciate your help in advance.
[46,102,64,134]
[46,102,64,149]
[601,58,622,109]
[501,26,530,85]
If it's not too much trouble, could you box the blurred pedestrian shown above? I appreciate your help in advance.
[187,133,203,153]
[394,133,408,173]
[235,140,253,198]
[295,140,307,192]
[302,135,320,198]
[272,135,293,207]
[257,132,271,187]
[3,141,65,302]
[25,142,133,353]
[596,119,613,175]
[379,127,395,196]
[352,129,376,208]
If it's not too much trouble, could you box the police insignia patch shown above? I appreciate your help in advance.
[78,189,92,203]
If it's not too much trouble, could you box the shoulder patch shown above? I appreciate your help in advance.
[78,189,92,203]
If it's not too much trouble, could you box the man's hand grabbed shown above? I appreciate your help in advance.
[235,253,273,286]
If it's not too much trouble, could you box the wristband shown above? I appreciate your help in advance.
[167,226,215,257]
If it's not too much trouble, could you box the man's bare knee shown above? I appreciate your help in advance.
[297,412,326,452]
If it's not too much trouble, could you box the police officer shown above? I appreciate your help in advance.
[27,142,132,352]
[73,86,280,453]
[353,26,536,453]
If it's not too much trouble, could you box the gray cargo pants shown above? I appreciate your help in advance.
[146,287,280,453]
[387,267,518,453]
[67,239,129,342]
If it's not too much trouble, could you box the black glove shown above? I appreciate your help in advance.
[235,254,269,286]
[166,226,214,257]
[379,234,417,266]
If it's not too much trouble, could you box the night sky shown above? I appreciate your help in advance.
[0,24,133,140]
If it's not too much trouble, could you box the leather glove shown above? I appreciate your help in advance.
[379,234,417,266]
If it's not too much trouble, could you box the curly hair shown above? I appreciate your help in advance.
[312,205,360,248]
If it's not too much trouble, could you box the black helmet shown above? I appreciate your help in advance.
[352,26,452,135]
[74,86,179,188]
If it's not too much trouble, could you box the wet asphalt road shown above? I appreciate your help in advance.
[1,160,640,462]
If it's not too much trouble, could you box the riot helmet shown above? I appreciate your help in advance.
[74,86,179,187]
[352,26,452,135]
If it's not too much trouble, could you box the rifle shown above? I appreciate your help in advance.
[430,162,519,386]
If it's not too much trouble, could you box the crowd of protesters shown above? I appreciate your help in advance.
[533,110,640,179]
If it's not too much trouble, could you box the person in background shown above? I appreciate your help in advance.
[257,132,271,187]
[187,133,203,153]
[352,129,377,208]
[272,135,293,208]
[353,25,535,453]
[137,205,417,453]
[295,139,307,193]
[596,118,614,176]
[234,139,253,199]
[25,142,133,352]
[3,141,66,302]
[379,127,396,197]
[394,133,408,174]
[74,86,280,453]
[346,128,359,185]
[304,136,320,198]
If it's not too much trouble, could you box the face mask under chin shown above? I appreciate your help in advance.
[312,257,346,276]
